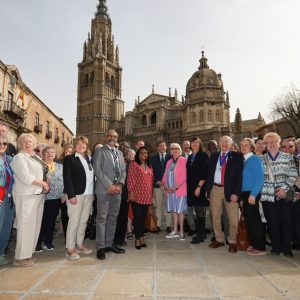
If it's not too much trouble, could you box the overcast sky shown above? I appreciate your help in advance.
[1,0,300,133]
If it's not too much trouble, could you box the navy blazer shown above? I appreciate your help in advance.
[63,154,87,199]
[150,153,172,188]
[206,151,243,202]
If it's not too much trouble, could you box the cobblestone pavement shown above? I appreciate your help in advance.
[1,232,300,300]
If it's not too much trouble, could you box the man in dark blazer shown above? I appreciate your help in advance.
[206,135,243,253]
[93,130,126,259]
[150,140,172,233]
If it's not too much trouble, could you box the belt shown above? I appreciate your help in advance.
[214,183,224,187]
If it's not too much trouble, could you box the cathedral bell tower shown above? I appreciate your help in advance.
[76,0,124,146]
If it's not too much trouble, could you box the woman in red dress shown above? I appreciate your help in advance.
[127,147,153,249]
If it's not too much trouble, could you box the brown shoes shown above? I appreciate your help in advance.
[209,240,225,248]
[228,243,237,253]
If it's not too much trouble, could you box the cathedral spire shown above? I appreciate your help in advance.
[96,0,110,18]
[198,51,209,70]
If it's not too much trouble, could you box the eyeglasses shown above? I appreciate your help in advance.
[282,145,294,149]
[0,142,8,146]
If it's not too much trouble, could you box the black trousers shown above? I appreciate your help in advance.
[38,199,61,245]
[262,199,293,253]
[114,199,129,245]
[60,202,69,239]
[292,200,300,247]
[242,191,266,251]
[131,202,149,239]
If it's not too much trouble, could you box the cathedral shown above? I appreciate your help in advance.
[76,1,265,150]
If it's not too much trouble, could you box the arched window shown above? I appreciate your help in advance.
[192,112,197,124]
[90,72,94,83]
[216,111,220,122]
[172,122,175,129]
[208,110,212,122]
[199,111,204,122]
[168,123,171,130]
[150,112,157,125]
[111,76,115,87]
[180,121,182,128]
[141,114,147,126]
[105,72,110,84]
[176,121,179,128]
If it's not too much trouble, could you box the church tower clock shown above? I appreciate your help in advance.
[76,0,124,146]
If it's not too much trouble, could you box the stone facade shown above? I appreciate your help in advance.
[0,60,73,157]
[76,0,124,148]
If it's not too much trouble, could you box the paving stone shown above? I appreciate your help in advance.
[156,252,201,269]
[0,294,21,300]
[24,295,86,300]
[62,255,104,267]
[156,269,214,297]
[0,267,50,291]
[157,297,218,300]
[263,269,300,296]
[109,251,153,268]
[94,268,152,296]
[156,240,193,252]
[209,268,280,297]
[34,267,98,293]
[91,295,152,300]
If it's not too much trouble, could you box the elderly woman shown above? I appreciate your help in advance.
[63,136,94,261]
[35,146,64,252]
[11,133,50,267]
[163,143,187,240]
[240,138,266,255]
[127,146,153,249]
[261,132,298,257]
[0,135,14,265]
[187,137,209,244]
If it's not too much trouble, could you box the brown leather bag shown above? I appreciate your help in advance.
[145,206,157,232]
[236,210,250,251]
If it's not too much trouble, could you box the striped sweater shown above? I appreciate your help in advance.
[261,152,298,202]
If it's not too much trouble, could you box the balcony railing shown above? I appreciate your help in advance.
[34,124,43,133]
[2,100,26,120]
[45,131,52,139]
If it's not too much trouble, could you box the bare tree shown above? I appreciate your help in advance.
[270,85,300,137]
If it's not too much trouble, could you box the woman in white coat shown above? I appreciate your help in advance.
[11,133,49,267]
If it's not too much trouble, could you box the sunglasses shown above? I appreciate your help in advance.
[0,142,8,146]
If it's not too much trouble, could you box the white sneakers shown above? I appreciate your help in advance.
[166,231,180,239]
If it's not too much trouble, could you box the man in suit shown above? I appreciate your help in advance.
[93,130,126,260]
[182,140,192,159]
[150,140,172,233]
[206,135,243,253]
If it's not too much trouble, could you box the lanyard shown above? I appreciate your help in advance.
[267,152,280,161]
[219,151,230,166]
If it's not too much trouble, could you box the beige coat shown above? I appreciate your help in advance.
[11,152,44,195]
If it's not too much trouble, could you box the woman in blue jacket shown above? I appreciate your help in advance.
[240,138,266,255]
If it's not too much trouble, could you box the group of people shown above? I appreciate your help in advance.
[0,121,299,267]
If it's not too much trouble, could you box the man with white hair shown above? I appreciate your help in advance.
[206,135,243,253]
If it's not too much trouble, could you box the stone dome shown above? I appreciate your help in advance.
[186,51,223,93]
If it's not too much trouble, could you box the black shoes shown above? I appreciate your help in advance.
[166,227,172,233]
[190,236,204,244]
[270,249,280,255]
[135,239,141,250]
[155,226,161,234]
[105,245,125,254]
[97,248,105,260]
[283,251,293,258]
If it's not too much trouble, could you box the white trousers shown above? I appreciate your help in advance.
[14,194,44,260]
[66,194,94,250]
[153,187,172,228]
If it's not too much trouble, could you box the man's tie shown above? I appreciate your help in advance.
[221,153,227,186]
[160,153,165,165]
[109,148,120,181]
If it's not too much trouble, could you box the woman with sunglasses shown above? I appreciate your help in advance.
[0,135,14,265]
[35,146,64,252]
[63,136,94,261]
[11,133,50,267]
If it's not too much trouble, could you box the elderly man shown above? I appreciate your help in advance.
[182,140,192,159]
[93,130,126,260]
[206,135,243,253]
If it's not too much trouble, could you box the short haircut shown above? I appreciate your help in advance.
[241,138,256,152]
[106,129,118,138]
[42,146,55,155]
[156,140,166,147]
[74,135,90,156]
[170,143,182,155]
[263,132,281,143]
[17,133,37,150]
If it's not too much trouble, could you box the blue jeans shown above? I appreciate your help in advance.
[0,195,15,255]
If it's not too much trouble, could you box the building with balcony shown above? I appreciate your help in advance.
[0,60,73,157]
